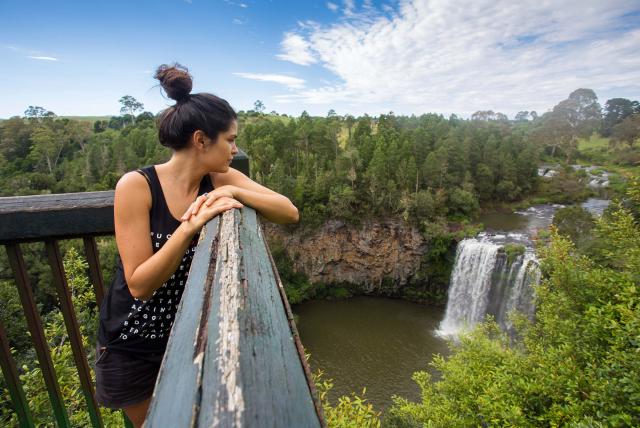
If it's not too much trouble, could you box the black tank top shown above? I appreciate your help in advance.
[97,165,214,356]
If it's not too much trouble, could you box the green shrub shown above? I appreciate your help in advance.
[310,356,381,428]
[502,243,526,265]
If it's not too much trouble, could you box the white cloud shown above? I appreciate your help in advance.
[233,72,306,89]
[344,0,355,15]
[276,32,318,66]
[6,45,60,61]
[222,0,248,8]
[327,2,338,12]
[275,0,640,116]
[27,56,58,61]
[232,17,247,25]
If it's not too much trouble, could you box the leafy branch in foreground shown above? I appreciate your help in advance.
[306,352,381,428]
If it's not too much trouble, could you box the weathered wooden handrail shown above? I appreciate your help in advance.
[0,191,115,244]
[146,207,324,427]
[0,152,321,428]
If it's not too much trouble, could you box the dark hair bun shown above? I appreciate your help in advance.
[154,63,193,102]
[154,62,237,150]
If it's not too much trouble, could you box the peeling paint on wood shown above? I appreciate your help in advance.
[212,209,245,427]
[146,207,324,427]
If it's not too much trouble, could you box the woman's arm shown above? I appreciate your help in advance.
[114,172,197,301]
[230,186,298,224]
[188,167,299,224]
[114,172,243,301]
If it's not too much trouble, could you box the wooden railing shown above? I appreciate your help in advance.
[0,151,325,427]
[0,191,114,428]
[145,207,323,427]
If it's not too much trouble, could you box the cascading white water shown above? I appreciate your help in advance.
[502,254,540,331]
[437,237,540,337]
[437,239,499,336]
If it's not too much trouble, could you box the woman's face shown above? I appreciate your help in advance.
[205,120,238,172]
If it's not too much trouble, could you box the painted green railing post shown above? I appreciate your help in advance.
[5,243,71,427]
[0,320,35,428]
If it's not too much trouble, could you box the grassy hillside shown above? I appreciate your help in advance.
[58,115,113,123]
[577,134,640,176]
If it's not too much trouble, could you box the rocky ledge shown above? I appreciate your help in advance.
[263,219,427,293]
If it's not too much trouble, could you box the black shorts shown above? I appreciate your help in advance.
[94,343,164,409]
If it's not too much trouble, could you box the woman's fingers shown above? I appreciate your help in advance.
[212,198,243,215]
[191,194,208,216]
[181,194,242,222]
[204,189,233,207]
[180,201,197,221]
[180,198,244,229]
[216,198,243,209]
[182,197,243,224]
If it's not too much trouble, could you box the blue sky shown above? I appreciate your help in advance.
[1,0,639,119]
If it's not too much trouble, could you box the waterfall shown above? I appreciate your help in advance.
[437,238,540,337]
[437,239,499,336]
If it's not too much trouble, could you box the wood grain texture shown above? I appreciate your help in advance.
[261,225,326,425]
[146,207,323,428]
[0,191,114,243]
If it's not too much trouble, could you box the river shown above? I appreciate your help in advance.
[293,296,447,412]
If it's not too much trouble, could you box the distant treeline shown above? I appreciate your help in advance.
[2,88,637,230]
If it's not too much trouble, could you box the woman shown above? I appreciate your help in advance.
[94,63,299,427]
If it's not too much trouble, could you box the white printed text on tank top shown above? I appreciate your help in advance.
[117,231,198,341]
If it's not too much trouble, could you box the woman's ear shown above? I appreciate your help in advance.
[192,130,207,149]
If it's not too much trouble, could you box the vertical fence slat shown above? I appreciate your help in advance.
[0,319,35,428]
[45,240,103,428]
[5,243,71,428]
[123,412,135,427]
[82,236,105,308]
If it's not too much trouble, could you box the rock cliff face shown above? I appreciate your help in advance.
[263,219,427,293]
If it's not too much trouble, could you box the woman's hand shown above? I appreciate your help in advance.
[181,195,243,235]
[180,185,237,221]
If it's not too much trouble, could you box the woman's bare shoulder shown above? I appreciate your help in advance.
[115,170,151,208]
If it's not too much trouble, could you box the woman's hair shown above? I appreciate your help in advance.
[154,62,237,150]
